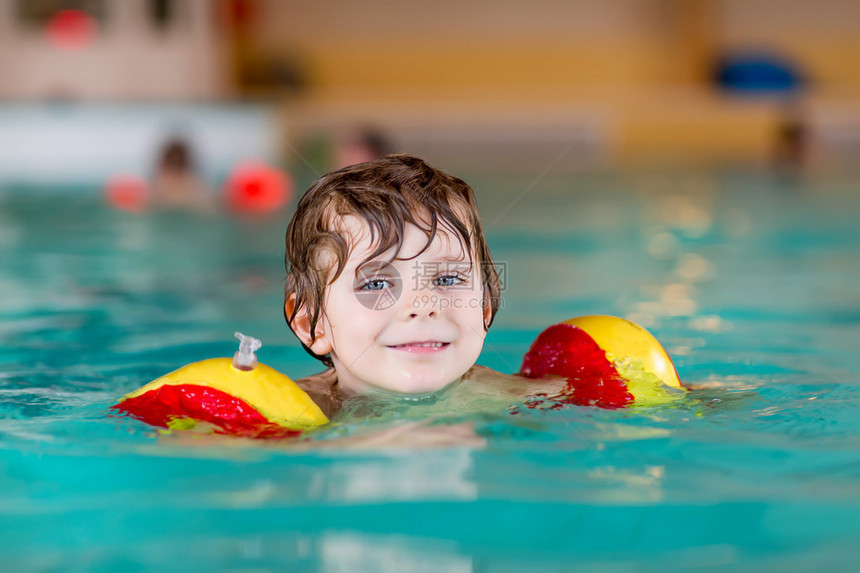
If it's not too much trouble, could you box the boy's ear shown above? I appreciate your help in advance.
[482,290,493,328]
[285,294,333,356]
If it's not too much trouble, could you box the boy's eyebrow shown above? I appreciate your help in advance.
[354,258,397,275]
[393,253,473,264]
[353,255,474,276]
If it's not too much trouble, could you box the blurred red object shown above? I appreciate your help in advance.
[46,10,97,50]
[105,175,149,213]
[222,0,258,32]
[225,162,293,213]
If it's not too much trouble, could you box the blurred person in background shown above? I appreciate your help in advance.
[333,126,392,169]
[150,137,214,212]
[772,100,810,178]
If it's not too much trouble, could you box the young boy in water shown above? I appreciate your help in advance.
[284,154,552,420]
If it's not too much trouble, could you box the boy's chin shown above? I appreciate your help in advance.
[373,373,462,396]
[334,360,472,396]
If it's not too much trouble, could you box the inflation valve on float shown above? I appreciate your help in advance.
[232,331,261,371]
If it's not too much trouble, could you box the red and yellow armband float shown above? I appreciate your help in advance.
[111,333,328,438]
[521,315,684,408]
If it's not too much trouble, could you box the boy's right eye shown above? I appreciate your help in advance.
[360,278,392,291]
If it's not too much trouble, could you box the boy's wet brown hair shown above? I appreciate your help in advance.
[284,154,500,366]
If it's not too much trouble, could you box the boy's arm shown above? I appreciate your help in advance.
[463,364,568,398]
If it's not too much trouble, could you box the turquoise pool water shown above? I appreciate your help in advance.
[1,170,859,572]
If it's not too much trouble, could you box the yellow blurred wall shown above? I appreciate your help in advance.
[254,0,685,90]
[245,0,860,164]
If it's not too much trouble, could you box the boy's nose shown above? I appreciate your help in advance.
[408,308,437,319]
[402,289,437,320]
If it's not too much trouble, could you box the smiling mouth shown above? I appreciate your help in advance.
[387,342,451,353]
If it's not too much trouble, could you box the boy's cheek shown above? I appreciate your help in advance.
[455,288,488,311]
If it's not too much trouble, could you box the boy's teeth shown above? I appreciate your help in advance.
[396,342,444,347]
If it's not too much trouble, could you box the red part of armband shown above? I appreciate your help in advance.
[520,323,634,408]
[112,384,301,439]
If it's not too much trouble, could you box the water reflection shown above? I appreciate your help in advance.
[321,533,472,573]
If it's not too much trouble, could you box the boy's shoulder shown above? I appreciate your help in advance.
[294,368,341,418]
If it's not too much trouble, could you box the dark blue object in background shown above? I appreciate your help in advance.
[715,53,805,94]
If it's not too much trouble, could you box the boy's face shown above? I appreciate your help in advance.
[299,215,490,395]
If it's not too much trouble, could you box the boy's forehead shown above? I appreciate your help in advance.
[337,215,470,265]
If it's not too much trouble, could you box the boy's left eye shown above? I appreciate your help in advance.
[433,274,465,287]
[361,278,393,291]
